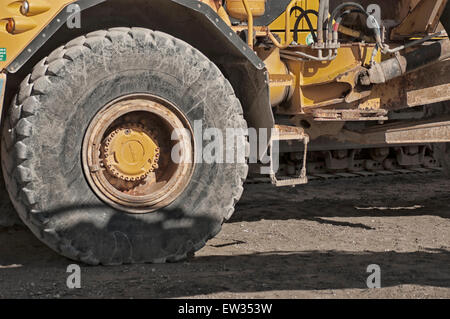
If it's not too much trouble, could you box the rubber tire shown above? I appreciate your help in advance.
[0,165,21,227]
[1,28,248,265]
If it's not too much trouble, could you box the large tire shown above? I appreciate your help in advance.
[1,28,248,265]
[0,165,21,227]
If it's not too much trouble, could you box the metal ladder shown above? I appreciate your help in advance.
[268,125,310,187]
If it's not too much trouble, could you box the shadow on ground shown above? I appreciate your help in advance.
[0,174,449,298]
[231,179,450,224]
[0,226,449,298]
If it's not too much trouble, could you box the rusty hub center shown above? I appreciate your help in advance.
[82,95,195,214]
[102,124,160,181]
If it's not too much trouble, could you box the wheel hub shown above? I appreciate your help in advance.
[82,95,195,214]
[102,124,160,181]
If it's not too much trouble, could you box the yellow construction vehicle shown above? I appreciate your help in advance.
[0,0,449,264]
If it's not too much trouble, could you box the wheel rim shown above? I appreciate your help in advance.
[82,94,195,213]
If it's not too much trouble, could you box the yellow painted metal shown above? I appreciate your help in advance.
[261,0,383,111]
[6,15,38,34]
[103,127,159,181]
[257,47,295,107]
[265,0,299,49]
[301,46,376,86]
[200,0,219,11]
[240,0,254,49]
[23,0,52,16]
[338,25,373,43]
[217,6,232,26]
[280,45,380,113]
[0,0,76,71]
[199,0,232,26]
[269,0,319,45]
[227,0,266,20]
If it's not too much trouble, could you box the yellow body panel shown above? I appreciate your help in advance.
[269,0,319,45]
[279,45,380,113]
[265,0,382,111]
[257,47,295,107]
[0,0,76,71]
[227,0,266,20]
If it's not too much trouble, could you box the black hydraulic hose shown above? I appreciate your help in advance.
[327,2,382,46]
[290,6,319,43]
[328,2,369,30]
[328,2,367,33]
[332,9,371,43]
[335,9,362,26]
[294,10,318,43]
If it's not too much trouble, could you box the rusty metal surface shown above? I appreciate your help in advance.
[328,0,446,40]
[329,0,418,27]
[311,109,388,121]
[82,94,195,214]
[391,0,448,39]
[367,59,450,111]
[337,117,450,145]
[394,146,427,166]
[269,125,309,187]
[323,150,357,170]
[362,39,450,85]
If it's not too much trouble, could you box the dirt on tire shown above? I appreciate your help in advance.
[1,28,248,265]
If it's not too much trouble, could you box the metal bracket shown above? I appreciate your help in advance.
[312,109,388,121]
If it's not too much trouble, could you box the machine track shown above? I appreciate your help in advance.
[247,144,444,185]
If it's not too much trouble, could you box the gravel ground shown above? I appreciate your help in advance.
[0,172,449,299]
